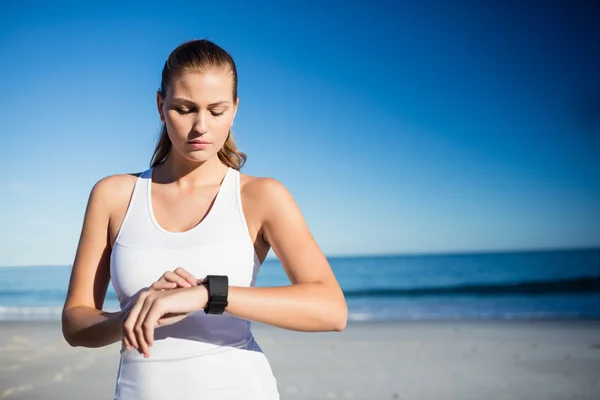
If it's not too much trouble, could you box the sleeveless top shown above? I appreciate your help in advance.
[110,167,279,400]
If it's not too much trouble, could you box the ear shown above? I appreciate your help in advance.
[156,91,165,122]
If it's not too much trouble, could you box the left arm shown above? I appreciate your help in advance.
[224,177,347,332]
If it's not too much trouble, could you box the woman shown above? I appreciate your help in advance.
[61,39,347,399]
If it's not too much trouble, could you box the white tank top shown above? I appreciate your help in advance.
[110,167,279,399]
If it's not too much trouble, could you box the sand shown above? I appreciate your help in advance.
[0,320,599,400]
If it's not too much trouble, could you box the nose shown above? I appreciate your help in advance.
[193,112,208,134]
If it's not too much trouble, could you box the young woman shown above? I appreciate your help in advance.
[61,39,347,399]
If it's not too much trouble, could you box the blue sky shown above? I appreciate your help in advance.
[1,1,599,266]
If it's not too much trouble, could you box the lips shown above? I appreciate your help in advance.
[188,140,210,149]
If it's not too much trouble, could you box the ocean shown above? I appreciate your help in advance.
[1,248,599,321]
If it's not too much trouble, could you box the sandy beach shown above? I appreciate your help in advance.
[0,320,599,400]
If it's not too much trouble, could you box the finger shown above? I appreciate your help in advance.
[121,310,132,352]
[151,280,178,291]
[164,271,192,288]
[124,292,150,352]
[173,267,198,286]
[144,300,166,348]
[123,335,131,352]
[123,315,138,352]
[134,296,155,357]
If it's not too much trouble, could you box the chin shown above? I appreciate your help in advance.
[186,150,219,163]
[183,153,213,164]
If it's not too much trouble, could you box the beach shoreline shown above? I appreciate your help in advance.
[1,319,599,399]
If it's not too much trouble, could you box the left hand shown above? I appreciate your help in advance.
[125,285,208,358]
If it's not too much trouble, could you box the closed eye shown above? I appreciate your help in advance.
[174,108,224,117]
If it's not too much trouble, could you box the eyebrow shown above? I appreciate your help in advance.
[172,98,230,107]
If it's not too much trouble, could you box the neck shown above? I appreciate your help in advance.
[154,153,228,188]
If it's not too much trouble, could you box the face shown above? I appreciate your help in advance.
[156,69,238,164]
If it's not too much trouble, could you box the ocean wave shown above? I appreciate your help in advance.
[0,306,593,322]
[343,275,600,298]
[1,276,599,303]
[0,306,63,320]
[0,305,121,321]
[0,289,120,302]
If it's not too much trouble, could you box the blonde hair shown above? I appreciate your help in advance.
[150,39,247,170]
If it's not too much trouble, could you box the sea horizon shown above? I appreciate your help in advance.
[2,245,599,268]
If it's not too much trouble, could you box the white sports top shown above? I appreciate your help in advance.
[110,167,279,399]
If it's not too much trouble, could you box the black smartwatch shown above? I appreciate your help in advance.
[201,275,229,315]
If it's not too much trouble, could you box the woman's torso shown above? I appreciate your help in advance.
[109,166,279,400]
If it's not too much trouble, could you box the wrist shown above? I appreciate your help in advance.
[118,309,129,326]
[192,284,209,312]
[200,275,229,314]
[117,309,130,341]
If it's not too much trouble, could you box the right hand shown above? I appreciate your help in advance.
[122,268,200,353]
[149,268,199,291]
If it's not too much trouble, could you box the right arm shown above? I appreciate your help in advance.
[62,176,127,348]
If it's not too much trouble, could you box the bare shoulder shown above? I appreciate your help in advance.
[89,173,141,213]
[89,173,142,246]
[239,173,294,209]
[93,173,140,192]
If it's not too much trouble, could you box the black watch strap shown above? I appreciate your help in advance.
[202,275,229,315]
